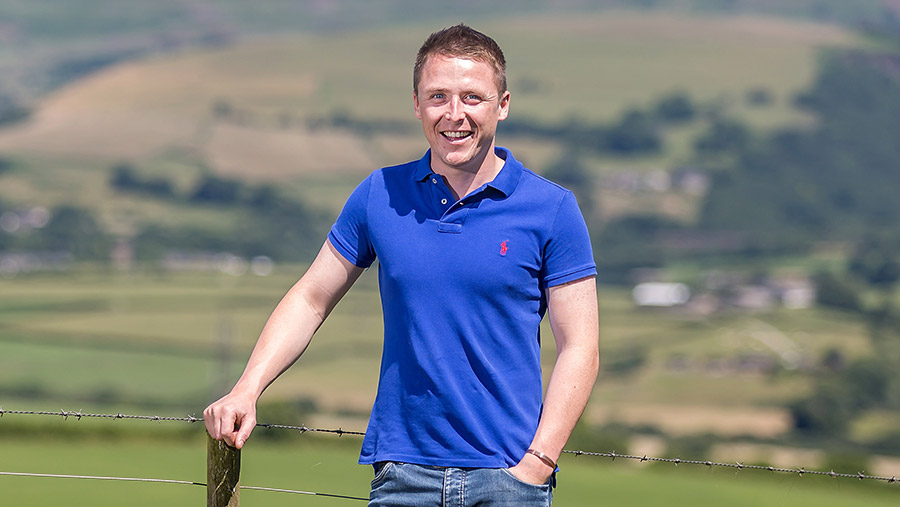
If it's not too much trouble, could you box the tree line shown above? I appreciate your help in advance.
[109,165,329,263]
[591,50,900,278]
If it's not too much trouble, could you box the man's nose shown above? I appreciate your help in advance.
[445,97,465,121]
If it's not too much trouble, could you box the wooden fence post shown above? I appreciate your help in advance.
[207,434,240,507]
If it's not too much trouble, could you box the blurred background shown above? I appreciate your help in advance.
[2,1,900,505]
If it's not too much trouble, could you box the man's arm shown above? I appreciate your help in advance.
[204,240,364,448]
[510,276,600,484]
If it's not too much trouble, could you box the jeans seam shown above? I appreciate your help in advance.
[460,468,467,507]
[442,467,448,507]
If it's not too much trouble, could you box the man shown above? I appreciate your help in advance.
[204,24,599,506]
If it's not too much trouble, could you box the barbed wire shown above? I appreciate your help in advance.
[255,421,365,437]
[2,407,898,486]
[0,471,368,501]
[0,408,365,436]
[561,449,899,483]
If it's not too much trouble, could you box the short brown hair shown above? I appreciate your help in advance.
[413,24,507,96]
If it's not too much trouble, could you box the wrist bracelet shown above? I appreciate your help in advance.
[526,448,557,469]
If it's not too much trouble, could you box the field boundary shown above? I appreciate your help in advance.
[2,407,898,489]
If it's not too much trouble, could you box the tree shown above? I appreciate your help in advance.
[109,163,175,198]
[594,215,679,283]
[110,163,140,190]
[605,109,662,154]
[790,356,894,436]
[190,175,244,204]
[848,234,900,288]
[39,205,111,260]
[543,153,595,221]
[653,91,696,123]
[813,270,862,312]
[693,118,750,154]
[0,156,13,175]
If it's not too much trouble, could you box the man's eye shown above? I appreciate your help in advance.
[465,94,482,102]
[432,93,445,100]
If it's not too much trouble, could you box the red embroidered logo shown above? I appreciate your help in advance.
[500,240,509,256]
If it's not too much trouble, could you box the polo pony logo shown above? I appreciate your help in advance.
[500,240,509,256]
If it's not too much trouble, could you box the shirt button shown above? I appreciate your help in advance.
[441,198,448,205]
[432,178,438,184]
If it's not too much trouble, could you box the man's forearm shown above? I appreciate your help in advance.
[204,241,363,447]
[228,241,363,399]
[229,284,327,399]
[530,276,600,461]
[528,343,599,461]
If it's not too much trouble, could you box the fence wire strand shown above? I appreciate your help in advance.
[560,449,899,483]
[0,471,368,501]
[0,408,365,436]
[0,471,204,486]
[2,407,898,488]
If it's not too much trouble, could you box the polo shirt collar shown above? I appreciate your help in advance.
[413,152,436,182]
[487,147,522,197]
[413,147,523,197]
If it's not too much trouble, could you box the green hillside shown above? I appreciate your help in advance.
[0,12,864,230]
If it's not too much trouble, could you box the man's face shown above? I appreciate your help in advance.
[414,55,510,174]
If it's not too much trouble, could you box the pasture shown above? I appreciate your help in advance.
[2,429,899,506]
[0,261,897,503]
[0,263,889,448]
[0,262,869,420]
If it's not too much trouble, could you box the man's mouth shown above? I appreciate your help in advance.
[442,131,473,140]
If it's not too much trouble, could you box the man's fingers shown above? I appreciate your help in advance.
[204,404,235,440]
[234,414,257,449]
[203,405,230,440]
[203,396,257,448]
[218,411,239,446]
[203,407,216,438]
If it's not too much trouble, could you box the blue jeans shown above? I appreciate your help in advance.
[368,462,554,507]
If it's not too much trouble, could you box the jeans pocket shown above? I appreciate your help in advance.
[501,468,552,488]
[371,461,395,486]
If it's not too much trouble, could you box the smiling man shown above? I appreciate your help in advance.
[205,24,599,506]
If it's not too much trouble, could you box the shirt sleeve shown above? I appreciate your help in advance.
[327,174,377,268]
[542,190,597,288]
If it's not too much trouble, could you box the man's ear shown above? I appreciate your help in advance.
[413,92,422,119]
[498,91,511,121]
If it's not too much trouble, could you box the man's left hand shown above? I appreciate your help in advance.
[508,452,554,485]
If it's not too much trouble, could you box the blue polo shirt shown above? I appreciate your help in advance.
[328,147,595,468]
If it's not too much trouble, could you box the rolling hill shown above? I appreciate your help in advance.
[0,12,864,227]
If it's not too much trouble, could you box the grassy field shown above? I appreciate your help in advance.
[1,431,898,507]
[0,264,890,445]
[0,263,898,500]
[0,264,874,413]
